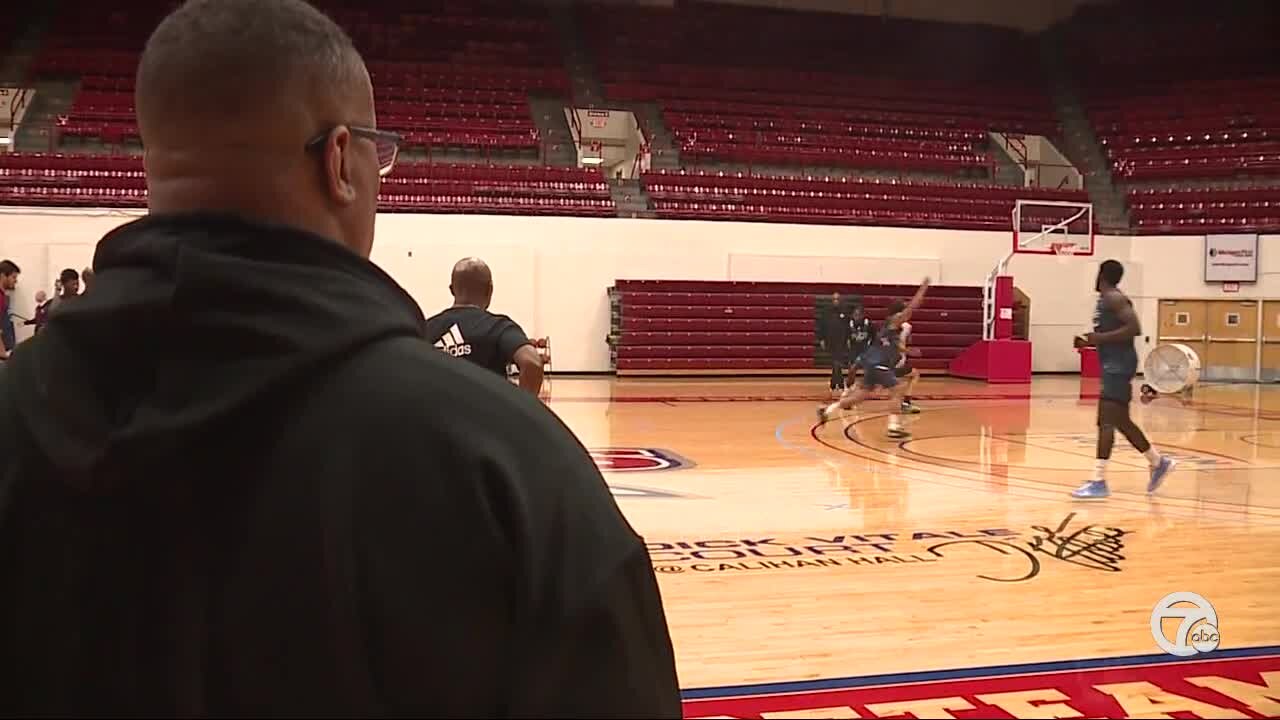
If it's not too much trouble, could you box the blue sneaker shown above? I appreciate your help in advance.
[1148,456,1177,494]
[1071,480,1110,499]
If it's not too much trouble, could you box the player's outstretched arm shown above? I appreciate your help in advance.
[1088,291,1141,345]
[895,277,932,325]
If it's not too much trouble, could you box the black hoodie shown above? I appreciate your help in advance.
[0,214,680,717]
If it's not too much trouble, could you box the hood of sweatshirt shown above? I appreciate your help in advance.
[6,213,426,477]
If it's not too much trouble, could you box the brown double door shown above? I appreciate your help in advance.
[1264,301,1280,383]
[1157,300,1261,382]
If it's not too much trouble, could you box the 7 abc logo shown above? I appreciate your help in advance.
[1151,592,1220,657]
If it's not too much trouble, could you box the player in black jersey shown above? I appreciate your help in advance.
[845,300,874,388]
[425,257,545,396]
[819,278,930,438]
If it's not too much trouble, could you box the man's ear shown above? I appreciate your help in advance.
[322,126,358,206]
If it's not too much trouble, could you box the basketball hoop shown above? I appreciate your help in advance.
[1050,241,1077,264]
[982,198,1094,340]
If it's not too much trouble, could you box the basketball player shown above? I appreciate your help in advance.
[426,257,545,396]
[1071,259,1176,499]
[845,299,874,388]
[819,277,931,438]
[894,320,923,414]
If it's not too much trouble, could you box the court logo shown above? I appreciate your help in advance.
[590,448,691,472]
[1151,591,1220,657]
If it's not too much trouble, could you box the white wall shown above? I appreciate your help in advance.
[1128,234,1280,370]
[0,207,1142,373]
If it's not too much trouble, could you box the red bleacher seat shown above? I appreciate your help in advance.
[610,280,984,374]
[1066,0,1279,191]
[34,0,564,152]
[583,2,1058,176]
[0,154,615,217]
[641,170,1092,233]
[1125,186,1280,233]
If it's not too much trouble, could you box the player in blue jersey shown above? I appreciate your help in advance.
[893,320,922,414]
[819,277,930,439]
[1070,260,1176,499]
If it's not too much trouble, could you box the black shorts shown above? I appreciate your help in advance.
[894,362,915,378]
[859,365,899,390]
[1100,372,1134,404]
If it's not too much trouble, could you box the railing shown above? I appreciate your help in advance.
[982,249,1016,341]
[1025,160,1084,190]
[631,140,648,178]
[1,88,32,143]
[1000,132,1029,167]
[567,106,582,142]
[10,88,31,121]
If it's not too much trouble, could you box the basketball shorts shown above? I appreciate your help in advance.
[1100,371,1134,404]
[893,362,915,378]
[859,365,899,391]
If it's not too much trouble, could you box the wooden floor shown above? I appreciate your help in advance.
[546,376,1280,719]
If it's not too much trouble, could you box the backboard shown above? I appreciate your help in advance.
[1011,199,1095,257]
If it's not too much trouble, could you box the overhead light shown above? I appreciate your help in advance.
[581,156,604,165]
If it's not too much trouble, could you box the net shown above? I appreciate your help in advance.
[1050,241,1077,264]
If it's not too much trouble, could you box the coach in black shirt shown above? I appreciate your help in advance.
[426,257,545,396]
[0,0,679,715]
[819,291,853,393]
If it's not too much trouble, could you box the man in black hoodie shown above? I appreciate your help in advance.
[0,0,680,716]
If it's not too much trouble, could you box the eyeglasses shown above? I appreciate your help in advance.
[306,125,401,177]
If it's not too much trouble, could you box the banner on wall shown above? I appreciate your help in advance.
[1204,233,1259,282]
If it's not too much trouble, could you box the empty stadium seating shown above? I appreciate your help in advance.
[643,170,1093,232]
[32,0,563,152]
[610,280,983,373]
[583,2,1057,177]
[380,163,613,216]
[1127,186,1280,233]
[7,0,1278,236]
[0,153,615,216]
[1067,0,1280,184]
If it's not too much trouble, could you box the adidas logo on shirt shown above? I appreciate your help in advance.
[434,323,472,357]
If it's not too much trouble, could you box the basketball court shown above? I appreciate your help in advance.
[549,375,1280,718]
